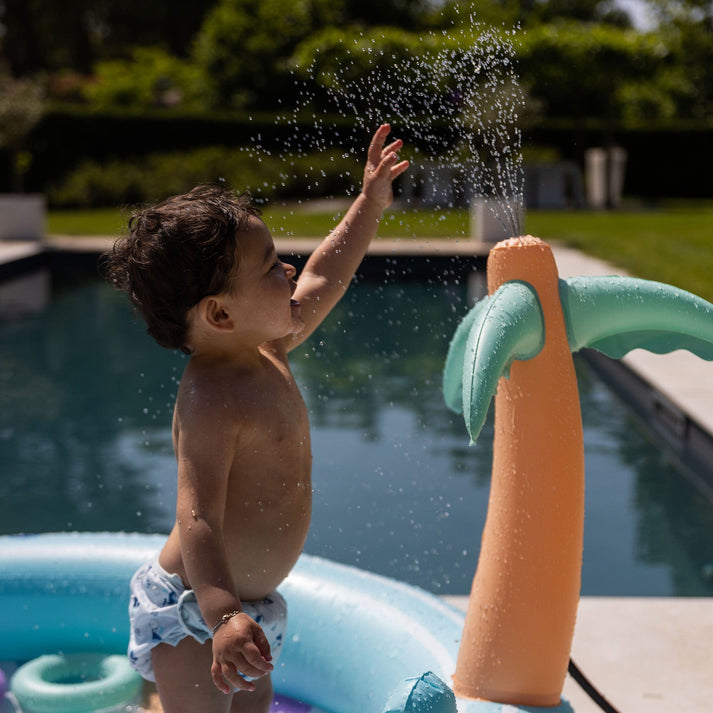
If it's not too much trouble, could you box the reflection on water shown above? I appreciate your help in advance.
[0,269,50,318]
[0,270,711,595]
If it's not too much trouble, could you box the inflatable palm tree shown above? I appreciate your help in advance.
[443,236,713,708]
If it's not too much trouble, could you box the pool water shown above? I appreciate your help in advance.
[1,268,712,596]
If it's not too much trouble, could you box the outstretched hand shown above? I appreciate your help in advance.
[210,613,273,694]
[362,123,409,211]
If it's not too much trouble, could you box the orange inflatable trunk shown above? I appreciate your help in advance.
[453,237,584,706]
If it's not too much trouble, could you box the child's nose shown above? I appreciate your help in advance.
[283,262,296,278]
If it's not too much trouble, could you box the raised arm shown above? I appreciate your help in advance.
[286,124,408,350]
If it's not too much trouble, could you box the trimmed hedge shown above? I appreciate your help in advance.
[10,108,713,199]
[525,122,713,199]
[47,144,363,208]
[20,108,366,194]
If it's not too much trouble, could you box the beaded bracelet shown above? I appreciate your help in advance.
[212,610,242,635]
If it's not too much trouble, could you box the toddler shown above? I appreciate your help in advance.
[102,124,408,713]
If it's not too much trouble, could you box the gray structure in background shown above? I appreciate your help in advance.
[470,197,525,243]
[585,147,628,209]
[394,146,629,230]
[0,195,46,240]
[523,162,584,209]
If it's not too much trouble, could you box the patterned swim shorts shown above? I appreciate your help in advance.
[127,557,287,682]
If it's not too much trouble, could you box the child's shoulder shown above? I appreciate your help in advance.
[176,362,245,415]
[175,355,270,422]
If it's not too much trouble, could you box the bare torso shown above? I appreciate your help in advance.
[159,342,312,601]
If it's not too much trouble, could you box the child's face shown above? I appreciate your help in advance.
[227,217,303,342]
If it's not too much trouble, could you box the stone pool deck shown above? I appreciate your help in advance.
[2,234,712,712]
[444,595,713,713]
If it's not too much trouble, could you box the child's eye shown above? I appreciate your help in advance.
[271,261,283,272]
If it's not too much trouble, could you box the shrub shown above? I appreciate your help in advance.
[517,22,671,121]
[192,0,344,109]
[48,145,362,208]
[82,47,205,111]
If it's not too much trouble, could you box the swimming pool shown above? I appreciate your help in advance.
[1,265,711,596]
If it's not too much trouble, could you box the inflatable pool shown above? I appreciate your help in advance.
[0,531,569,713]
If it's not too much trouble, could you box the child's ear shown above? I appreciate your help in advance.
[199,296,235,332]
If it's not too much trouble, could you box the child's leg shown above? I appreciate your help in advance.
[231,675,273,713]
[152,637,273,713]
[151,637,231,713]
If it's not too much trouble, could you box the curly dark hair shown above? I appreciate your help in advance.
[101,185,261,353]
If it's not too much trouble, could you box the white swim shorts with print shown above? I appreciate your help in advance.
[128,556,287,682]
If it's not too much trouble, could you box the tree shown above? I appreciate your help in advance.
[342,0,429,27]
[0,0,93,75]
[645,0,713,26]
[86,0,219,59]
[517,21,674,122]
[81,47,205,111]
[191,0,345,109]
[434,0,633,29]
[643,0,713,119]
[525,0,633,25]
[0,0,218,76]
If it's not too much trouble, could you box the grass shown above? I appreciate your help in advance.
[48,200,713,302]
[526,202,713,302]
[47,203,473,240]
[263,204,473,239]
[48,208,130,237]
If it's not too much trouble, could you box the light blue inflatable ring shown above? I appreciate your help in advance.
[0,533,572,713]
[11,653,142,713]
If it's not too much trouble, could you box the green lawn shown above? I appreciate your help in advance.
[48,201,713,302]
[47,204,474,240]
[48,208,131,237]
[526,202,713,302]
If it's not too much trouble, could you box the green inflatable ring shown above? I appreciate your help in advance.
[11,653,143,713]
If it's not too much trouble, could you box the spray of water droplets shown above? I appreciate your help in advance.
[256,15,525,237]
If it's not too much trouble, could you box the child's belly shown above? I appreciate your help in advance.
[223,488,312,600]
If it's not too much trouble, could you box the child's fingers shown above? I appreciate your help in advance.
[369,151,399,181]
[376,151,409,177]
[382,138,403,157]
[253,624,273,661]
[235,650,272,679]
[223,662,257,692]
[390,159,410,179]
[212,660,253,694]
[368,123,391,165]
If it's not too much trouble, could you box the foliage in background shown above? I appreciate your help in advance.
[517,22,673,122]
[0,70,44,190]
[82,48,205,111]
[0,0,216,75]
[291,23,528,133]
[3,0,713,200]
[651,7,713,121]
[191,0,345,110]
[2,0,713,123]
[48,146,362,208]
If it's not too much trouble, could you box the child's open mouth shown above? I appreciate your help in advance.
[290,299,300,307]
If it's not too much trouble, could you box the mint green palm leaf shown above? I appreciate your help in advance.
[560,276,713,360]
[443,296,489,413]
[444,274,713,446]
[443,281,544,444]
